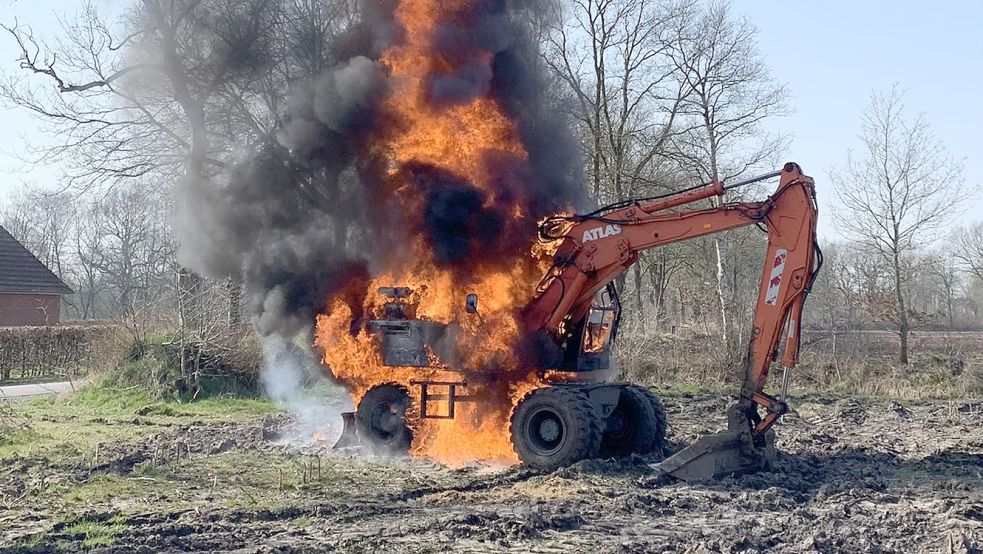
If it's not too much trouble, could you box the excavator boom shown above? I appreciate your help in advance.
[526,162,820,480]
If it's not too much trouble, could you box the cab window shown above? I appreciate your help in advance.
[582,288,618,353]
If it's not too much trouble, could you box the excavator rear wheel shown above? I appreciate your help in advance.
[626,385,668,454]
[600,386,657,457]
[355,383,413,456]
[510,386,601,470]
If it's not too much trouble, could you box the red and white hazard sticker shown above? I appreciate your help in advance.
[765,249,788,306]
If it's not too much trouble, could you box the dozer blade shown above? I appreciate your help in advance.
[652,406,777,482]
[332,411,360,449]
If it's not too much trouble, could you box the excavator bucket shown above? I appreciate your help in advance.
[332,411,360,449]
[652,406,776,482]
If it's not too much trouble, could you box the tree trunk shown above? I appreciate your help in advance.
[150,0,211,362]
[892,250,910,365]
[714,236,731,343]
[227,277,242,327]
[944,277,955,329]
[703,116,733,353]
[592,129,602,201]
[177,266,203,390]
[178,268,203,332]
[633,263,645,318]
[899,320,909,365]
[614,273,627,297]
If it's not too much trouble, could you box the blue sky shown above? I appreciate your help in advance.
[739,1,983,237]
[1,0,981,240]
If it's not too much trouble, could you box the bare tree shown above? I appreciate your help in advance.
[832,84,968,363]
[2,0,359,189]
[541,0,696,315]
[71,216,105,319]
[1,5,191,190]
[542,0,690,203]
[0,187,74,276]
[2,0,359,337]
[811,241,895,330]
[926,249,960,329]
[665,0,789,354]
[641,241,692,328]
[80,185,174,318]
[954,223,983,282]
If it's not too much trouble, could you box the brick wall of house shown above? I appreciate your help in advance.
[0,293,61,326]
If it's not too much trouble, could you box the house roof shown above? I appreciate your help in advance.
[0,225,73,295]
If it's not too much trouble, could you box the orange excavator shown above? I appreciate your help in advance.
[519,161,820,479]
[340,162,820,481]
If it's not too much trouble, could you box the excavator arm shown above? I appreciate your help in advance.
[524,162,821,480]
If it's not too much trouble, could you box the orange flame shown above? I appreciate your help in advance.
[313,0,560,466]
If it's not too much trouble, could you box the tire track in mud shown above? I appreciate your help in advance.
[48,466,555,552]
[83,455,618,552]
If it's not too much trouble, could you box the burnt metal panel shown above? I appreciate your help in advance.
[368,319,447,367]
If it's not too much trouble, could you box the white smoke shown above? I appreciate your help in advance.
[261,336,354,444]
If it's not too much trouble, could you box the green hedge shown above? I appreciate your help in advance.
[0,325,112,382]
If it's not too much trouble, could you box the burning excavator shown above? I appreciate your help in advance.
[328,162,821,481]
[300,0,820,481]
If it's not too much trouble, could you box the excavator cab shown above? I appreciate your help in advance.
[582,286,619,354]
[559,284,620,373]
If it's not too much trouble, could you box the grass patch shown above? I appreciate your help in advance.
[143,451,421,507]
[0,380,281,461]
[0,427,41,450]
[133,396,279,418]
[67,373,277,418]
[70,382,156,413]
[65,515,128,548]
[61,475,151,506]
[183,396,279,417]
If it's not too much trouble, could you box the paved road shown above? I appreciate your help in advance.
[0,380,83,399]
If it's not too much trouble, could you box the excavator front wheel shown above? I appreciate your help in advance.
[355,383,413,456]
[510,386,601,470]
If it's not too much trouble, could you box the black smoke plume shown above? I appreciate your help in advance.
[175,1,585,369]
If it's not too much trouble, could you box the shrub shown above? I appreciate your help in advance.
[0,325,114,382]
[110,330,262,400]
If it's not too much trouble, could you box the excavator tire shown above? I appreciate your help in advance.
[510,386,602,470]
[627,385,668,454]
[600,386,657,457]
[355,383,413,456]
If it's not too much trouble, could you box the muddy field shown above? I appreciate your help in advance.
[3,393,982,553]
